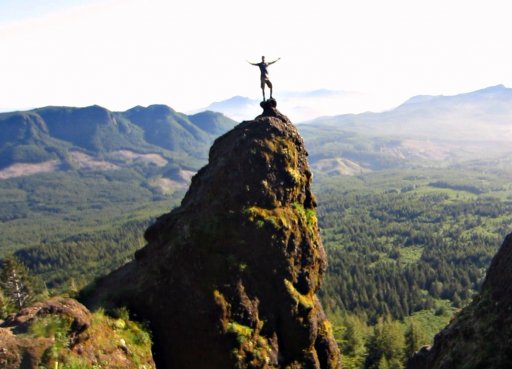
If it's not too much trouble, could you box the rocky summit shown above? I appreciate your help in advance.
[88,99,342,369]
[407,232,512,369]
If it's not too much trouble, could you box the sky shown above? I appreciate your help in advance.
[1,0,511,115]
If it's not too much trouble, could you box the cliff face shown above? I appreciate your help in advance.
[407,233,512,369]
[88,100,341,369]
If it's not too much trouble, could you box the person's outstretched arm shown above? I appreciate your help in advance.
[268,57,281,65]
[247,61,260,66]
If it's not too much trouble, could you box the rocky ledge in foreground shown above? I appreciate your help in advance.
[0,297,154,369]
[407,233,512,369]
[87,99,342,369]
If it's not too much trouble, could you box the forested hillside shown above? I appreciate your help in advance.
[2,163,510,311]
[318,166,512,320]
[314,164,512,368]
[0,169,184,288]
[0,105,236,187]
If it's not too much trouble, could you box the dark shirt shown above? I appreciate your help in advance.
[257,62,269,78]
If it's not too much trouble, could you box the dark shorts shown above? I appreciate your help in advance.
[261,76,272,88]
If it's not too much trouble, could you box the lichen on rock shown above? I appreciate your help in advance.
[87,99,341,369]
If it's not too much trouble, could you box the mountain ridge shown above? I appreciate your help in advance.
[0,104,236,186]
[398,84,509,107]
[297,85,512,175]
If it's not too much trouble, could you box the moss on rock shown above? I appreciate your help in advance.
[0,297,154,369]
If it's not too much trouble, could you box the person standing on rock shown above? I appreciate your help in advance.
[248,56,281,101]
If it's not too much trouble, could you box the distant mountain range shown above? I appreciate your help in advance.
[305,85,512,137]
[1,85,512,182]
[298,85,512,175]
[202,96,260,122]
[0,105,236,189]
[197,89,372,122]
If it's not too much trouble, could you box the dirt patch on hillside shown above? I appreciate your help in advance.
[312,157,370,176]
[70,151,119,170]
[0,160,60,179]
[112,150,168,167]
[176,169,195,182]
[148,177,187,194]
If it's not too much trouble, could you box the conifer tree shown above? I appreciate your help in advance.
[340,313,369,369]
[0,255,38,310]
[364,316,405,369]
[404,321,430,360]
[378,356,390,369]
[0,288,11,318]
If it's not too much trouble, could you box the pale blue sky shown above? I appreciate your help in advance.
[0,0,98,21]
[1,0,511,114]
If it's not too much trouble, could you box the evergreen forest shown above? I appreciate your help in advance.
[2,158,512,368]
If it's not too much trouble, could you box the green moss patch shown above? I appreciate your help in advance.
[284,279,314,309]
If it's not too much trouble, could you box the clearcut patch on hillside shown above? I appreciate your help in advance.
[0,160,60,179]
[69,151,119,170]
[312,157,370,176]
[111,150,168,167]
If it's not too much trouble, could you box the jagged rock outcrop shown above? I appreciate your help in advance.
[87,99,342,369]
[406,233,512,369]
[0,297,154,369]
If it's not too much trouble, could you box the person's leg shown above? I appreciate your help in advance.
[261,79,266,101]
[266,80,273,99]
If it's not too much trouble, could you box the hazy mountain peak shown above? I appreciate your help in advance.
[475,84,507,93]
[400,85,511,108]
[199,96,260,122]
[207,95,256,109]
[146,104,175,113]
[125,104,176,115]
[400,94,439,106]
[216,95,253,103]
